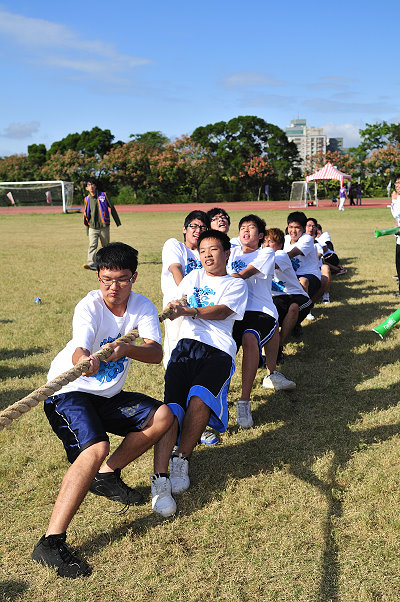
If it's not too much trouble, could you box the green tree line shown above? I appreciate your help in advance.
[0,118,399,203]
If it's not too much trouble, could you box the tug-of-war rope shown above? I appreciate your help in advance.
[0,303,178,432]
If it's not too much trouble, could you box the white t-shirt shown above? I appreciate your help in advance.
[229,236,241,248]
[227,246,278,318]
[317,231,331,246]
[161,238,202,305]
[390,198,400,244]
[47,290,161,398]
[272,250,310,298]
[174,269,248,360]
[284,233,321,279]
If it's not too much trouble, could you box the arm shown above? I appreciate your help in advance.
[231,264,260,279]
[167,300,233,321]
[72,347,100,376]
[103,339,162,364]
[287,246,303,259]
[106,195,122,227]
[168,263,185,286]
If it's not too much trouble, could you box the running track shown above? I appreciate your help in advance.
[0,197,390,215]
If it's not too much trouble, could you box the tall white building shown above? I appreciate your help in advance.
[285,119,326,169]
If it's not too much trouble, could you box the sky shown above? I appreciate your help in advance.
[0,0,399,157]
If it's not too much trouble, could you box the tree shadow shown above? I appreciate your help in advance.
[0,347,46,361]
[0,580,29,599]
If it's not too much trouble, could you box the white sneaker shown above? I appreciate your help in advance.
[262,371,296,391]
[236,400,254,428]
[306,312,315,320]
[322,293,330,304]
[169,454,190,494]
[150,475,176,517]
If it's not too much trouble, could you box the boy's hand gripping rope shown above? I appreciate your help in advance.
[0,301,184,432]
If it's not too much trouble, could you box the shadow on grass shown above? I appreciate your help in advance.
[0,581,29,599]
[26,270,400,599]
[0,347,46,361]
[0,388,43,410]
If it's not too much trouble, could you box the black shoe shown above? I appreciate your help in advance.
[394,292,400,297]
[276,346,285,365]
[32,533,92,578]
[292,324,303,338]
[89,468,144,505]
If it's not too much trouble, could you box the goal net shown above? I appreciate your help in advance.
[289,181,312,208]
[0,180,74,212]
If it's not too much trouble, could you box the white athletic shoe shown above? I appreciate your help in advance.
[169,454,190,494]
[306,312,315,320]
[236,400,254,429]
[262,371,296,391]
[322,293,330,304]
[150,475,176,517]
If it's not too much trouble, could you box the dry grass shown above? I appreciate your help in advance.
[1,207,400,601]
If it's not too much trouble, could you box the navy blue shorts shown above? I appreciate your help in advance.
[44,390,162,463]
[232,311,277,351]
[297,274,321,298]
[164,339,234,434]
[273,294,312,324]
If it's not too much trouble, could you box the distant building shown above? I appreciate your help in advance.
[285,118,327,171]
[326,137,344,153]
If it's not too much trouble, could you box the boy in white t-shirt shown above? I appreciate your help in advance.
[284,211,321,300]
[32,243,173,579]
[264,228,312,362]
[227,215,296,430]
[390,175,400,297]
[151,230,248,517]
[161,210,209,367]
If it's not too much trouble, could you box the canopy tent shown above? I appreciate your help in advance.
[305,162,352,204]
[305,162,352,186]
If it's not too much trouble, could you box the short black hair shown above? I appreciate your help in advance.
[197,229,231,252]
[95,242,138,275]
[183,210,210,229]
[86,177,97,187]
[238,214,266,246]
[207,207,231,225]
[287,211,307,229]
[306,217,318,227]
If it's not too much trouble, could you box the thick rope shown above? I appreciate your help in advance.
[0,301,182,432]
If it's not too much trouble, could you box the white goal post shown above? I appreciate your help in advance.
[289,181,318,208]
[0,180,74,212]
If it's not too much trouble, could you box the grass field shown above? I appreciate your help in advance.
[1,207,400,601]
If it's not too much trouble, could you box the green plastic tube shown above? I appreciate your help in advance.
[373,307,400,338]
[374,227,399,238]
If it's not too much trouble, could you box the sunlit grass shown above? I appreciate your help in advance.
[1,207,400,600]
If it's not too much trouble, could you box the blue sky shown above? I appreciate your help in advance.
[0,0,399,157]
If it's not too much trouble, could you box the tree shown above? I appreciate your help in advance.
[192,116,301,199]
[239,155,274,201]
[48,127,114,158]
[167,135,219,200]
[0,154,35,181]
[41,150,102,198]
[129,131,169,149]
[27,144,47,169]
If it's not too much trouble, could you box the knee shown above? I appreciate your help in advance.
[242,332,258,351]
[153,404,175,432]
[81,440,109,464]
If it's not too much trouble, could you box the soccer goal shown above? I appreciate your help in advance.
[289,181,317,208]
[0,180,74,212]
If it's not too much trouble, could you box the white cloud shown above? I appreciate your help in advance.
[222,71,285,88]
[322,122,361,148]
[2,121,40,139]
[0,8,151,82]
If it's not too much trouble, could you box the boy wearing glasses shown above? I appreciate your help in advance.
[32,242,173,578]
[161,210,210,368]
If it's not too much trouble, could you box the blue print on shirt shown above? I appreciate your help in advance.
[93,334,127,385]
[188,286,216,308]
[184,258,202,275]
[231,259,247,273]
[272,279,286,292]
[290,257,300,272]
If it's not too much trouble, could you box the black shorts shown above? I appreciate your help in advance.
[297,274,321,298]
[323,252,339,267]
[273,294,312,324]
[164,339,234,433]
[232,311,277,351]
[44,390,162,464]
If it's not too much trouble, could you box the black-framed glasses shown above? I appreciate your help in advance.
[187,223,207,232]
[98,275,134,287]
[211,215,228,222]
